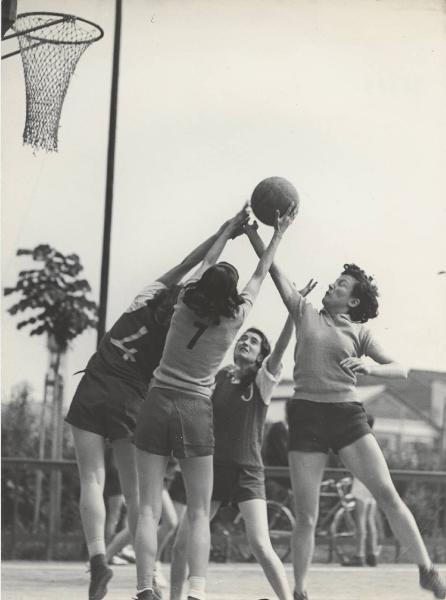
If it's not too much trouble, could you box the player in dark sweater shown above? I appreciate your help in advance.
[169,280,316,600]
[65,218,244,600]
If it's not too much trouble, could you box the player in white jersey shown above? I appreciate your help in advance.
[133,205,296,600]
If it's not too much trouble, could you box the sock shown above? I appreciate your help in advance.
[88,540,106,558]
[90,553,107,570]
[188,576,206,600]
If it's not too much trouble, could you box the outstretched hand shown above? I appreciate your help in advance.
[226,203,250,239]
[274,204,297,236]
[299,278,318,297]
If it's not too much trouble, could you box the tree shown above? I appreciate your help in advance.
[4,245,98,551]
[4,244,98,348]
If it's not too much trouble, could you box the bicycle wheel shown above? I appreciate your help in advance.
[267,500,295,561]
[330,507,357,562]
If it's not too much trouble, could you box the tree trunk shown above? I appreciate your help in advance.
[32,373,51,533]
[47,338,65,560]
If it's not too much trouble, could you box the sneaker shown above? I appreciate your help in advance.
[89,564,113,600]
[419,566,446,599]
[120,545,136,563]
[366,553,378,567]
[152,577,163,600]
[109,554,129,565]
[135,591,155,600]
[341,555,365,567]
[294,592,309,600]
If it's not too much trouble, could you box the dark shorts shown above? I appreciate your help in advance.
[65,369,147,442]
[134,386,214,459]
[169,462,266,506]
[287,399,371,453]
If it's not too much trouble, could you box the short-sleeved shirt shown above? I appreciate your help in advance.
[212,359,282,467]
[289,294,382,403]
[86,281,168,384]
[153,290,253,397]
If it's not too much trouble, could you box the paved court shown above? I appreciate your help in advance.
[2,562,446,600]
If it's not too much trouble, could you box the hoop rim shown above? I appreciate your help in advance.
[13,11,104,45]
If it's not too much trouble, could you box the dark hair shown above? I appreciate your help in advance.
[182,262,244,324]
[151,285,182,328]
[342,263,379,323]
[233,326,271,388]
[366,413,375,428]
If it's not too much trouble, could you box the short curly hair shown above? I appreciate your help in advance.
[342,263,379,323]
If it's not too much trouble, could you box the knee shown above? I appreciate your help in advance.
[294,507,318,532]
[373,485,401,512]
[139,502,162,524]
[249,537,273,562]
[186,506,209,524]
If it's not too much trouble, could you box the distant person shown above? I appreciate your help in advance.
[245,222,446,600]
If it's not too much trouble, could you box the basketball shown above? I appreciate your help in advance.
[250,177,299,226]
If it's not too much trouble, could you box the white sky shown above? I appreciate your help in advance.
[2,0,446,406]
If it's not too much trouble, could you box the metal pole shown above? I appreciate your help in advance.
[97,0,122,345]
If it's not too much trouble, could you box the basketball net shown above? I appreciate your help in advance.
[13,13,103,152]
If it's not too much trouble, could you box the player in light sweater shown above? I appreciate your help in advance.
[245,222,445,600]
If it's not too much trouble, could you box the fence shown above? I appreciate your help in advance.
[2,458,446,561]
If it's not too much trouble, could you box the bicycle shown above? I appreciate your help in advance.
[230,477,357,562]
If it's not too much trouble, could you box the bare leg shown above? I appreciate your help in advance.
[288,451,327,595]
[135,451,168,592]
[106,524,132,562]
[339,434,431,567]
[353,498,367,559]
[239,499,293,600]
[105,494,125,545]
[71,426,106,557]
[170,500,219,600]
[157,489,179,560]
[179,455,213,598]
[366,500,379,557]
[72,426,113,599]
[113,438,139,541]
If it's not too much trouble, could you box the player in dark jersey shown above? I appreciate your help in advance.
[168,279,316,600]
[245,223,446,600]
[65,217,245,600]
[133,205,297,600]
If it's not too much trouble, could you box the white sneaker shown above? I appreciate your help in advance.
[119,545,136,563]
[109,554,129,565]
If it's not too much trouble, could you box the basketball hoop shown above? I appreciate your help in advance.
[9,12,104,152]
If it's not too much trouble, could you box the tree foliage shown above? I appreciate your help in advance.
[4,244,98,350]
[1,382,39,458]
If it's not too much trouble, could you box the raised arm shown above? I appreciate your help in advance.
[244,221,300,313]
[157,209,248,287]
[266,279,317,375]
[242,207,296,302]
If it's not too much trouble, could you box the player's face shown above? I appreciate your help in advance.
[322,274,359,314]
[234,331,263,365]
